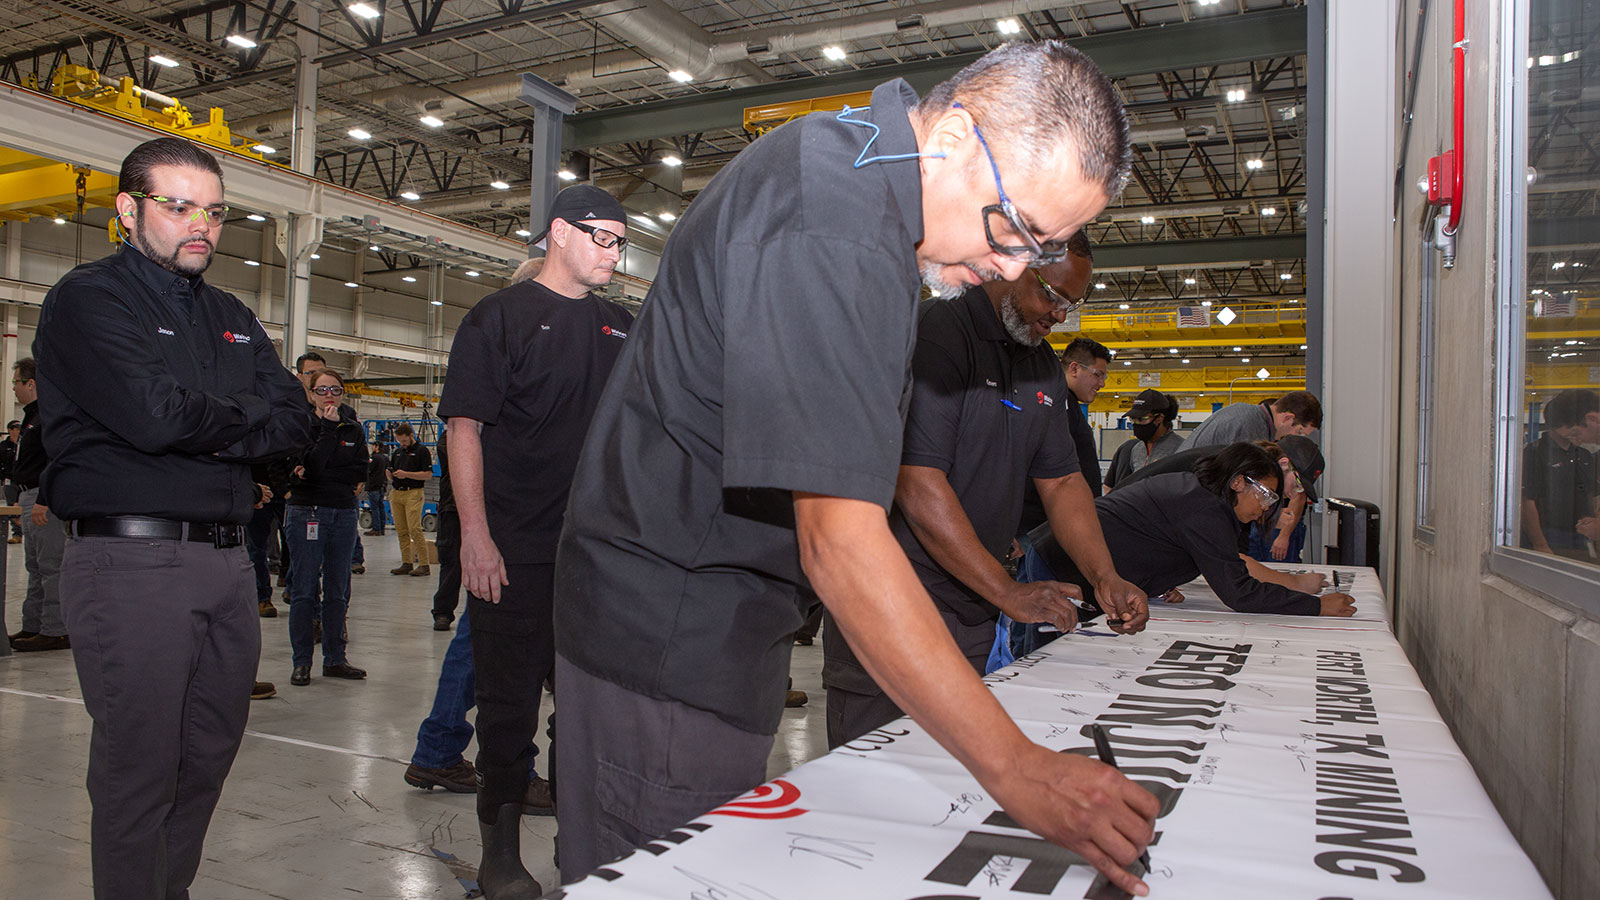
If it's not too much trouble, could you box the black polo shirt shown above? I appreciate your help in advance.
[1521,433,1598,550]
[894,287,1077,626]
[439,282,633,562]
[554,78,926,735]
[1018,392,1098,534]
[388,442,432,490]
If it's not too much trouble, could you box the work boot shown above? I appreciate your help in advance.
[390,562,413,575]
[13,634,70,652]
[522,774,555,817]
[409,564,432,577]
[405,759,477,793]
[259,599,278,618]
[251,681,277,700]
[477,802,542,900]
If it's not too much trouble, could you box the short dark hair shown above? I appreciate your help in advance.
[308,368,345,389]
[1545,389,1600,428]
[119,137,224,197]
[1061,337,1111,366]
[1271,390,1323,429]
[6,420,18,430]
[393,423,414,437]
[295,351,326,373]
[13,358,36,382]
[917,40,1131,198]
[1194,441,1282,505]
[1066,230,1093,262]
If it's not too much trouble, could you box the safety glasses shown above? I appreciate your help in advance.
[1242,475,1281,508]
[125,192,229,227]
[569,220,629,251]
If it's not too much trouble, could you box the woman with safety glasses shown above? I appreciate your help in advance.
[1018,441,1356,624]
[284,369,370,687]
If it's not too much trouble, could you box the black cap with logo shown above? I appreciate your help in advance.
[1278,435,1325,503]
[531,184,627,245]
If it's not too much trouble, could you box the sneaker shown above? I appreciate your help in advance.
[351,564,365,575]
[390,563,413,576]
[409,565,431,577]
[251,681,277,700]
[13,634,71,652]
[404,759,477,793]
[259,599,278,618]
[785,689,808,708]
[523,774,555,816]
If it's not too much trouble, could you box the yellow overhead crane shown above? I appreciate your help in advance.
[1,64,280,227]
[744,91,874,135]
[1049,301,1308,351]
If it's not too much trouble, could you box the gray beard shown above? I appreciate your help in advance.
[999,292,1044,347]
[919,263,966,300]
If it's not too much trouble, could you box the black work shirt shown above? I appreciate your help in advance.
[894,287,1078,627]
[434,431,454,514]
[438,282,633,562]
[0,438,16,482]
[554,78,926,735]
[35,244,313,524]
[388,442,432,490]
[13,401,47,491]
[1031,472,1319,616]
[1018,392,1099,534]
[366,451,388,492]
[288,411,368,509]
[1521,434,1598,548]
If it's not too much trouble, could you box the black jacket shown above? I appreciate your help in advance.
[366,450,388,492]
[0,437,16,482]
[34,244,313,524]
[13,401,48,493]
[289,407,368,509]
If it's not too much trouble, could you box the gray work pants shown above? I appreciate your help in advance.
[19,486,67,636]
[554,654,775,884]
[60,534,260,900]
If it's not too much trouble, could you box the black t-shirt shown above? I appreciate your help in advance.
[438,282,633,561]
[366,450,388,491]
[435,430,454,514]
[388,442,432,490]
[1018,390,1099,535]
[1521,433,1598,548]
[894,287,1077,626]
[1030,472,1319,616]
[554,78,927,735]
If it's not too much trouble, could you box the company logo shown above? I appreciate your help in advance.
[985,379,998,388]
[1036,391,1053,407]
[157,327,175,336]
[705,779,806,820]
[222,330,252,344]
[601,325,627,339]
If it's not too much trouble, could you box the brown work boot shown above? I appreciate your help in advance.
[785,689,808,708]
[409,564,431,577]
[404,759,477,793]
[259,599,278,618]
[13,633,70,652]
[522,774,555,817]
[390,562,413,575]
[251,681,277,700]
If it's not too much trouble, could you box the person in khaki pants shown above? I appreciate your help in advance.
[387,423,433,575]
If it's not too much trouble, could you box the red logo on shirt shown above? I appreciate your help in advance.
[221,330,252,344]
[705,779,807,820]
[1036,391,1054,407]
[601,325,628,339]
[223,331,235,342]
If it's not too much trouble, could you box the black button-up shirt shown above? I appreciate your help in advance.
[893,287,1078,626]
[34,244,313,525]
[12,401,47,492]
[555,78,926,735]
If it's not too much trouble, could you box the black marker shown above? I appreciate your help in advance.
[1090,723,1152,872]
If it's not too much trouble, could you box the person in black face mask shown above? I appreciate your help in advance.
[1104,388,1183,490]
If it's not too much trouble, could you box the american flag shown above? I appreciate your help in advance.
[1176,306,1210,328]
[1537,295,1575,317]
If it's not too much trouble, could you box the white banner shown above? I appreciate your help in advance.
[556,568,1549,900]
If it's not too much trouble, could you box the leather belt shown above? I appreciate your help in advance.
[70,516,246,549]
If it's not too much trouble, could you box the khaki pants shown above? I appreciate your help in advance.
[391,487,426,565]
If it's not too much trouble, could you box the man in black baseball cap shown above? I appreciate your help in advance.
[531,183,627,246]
[1276,435,1324,504]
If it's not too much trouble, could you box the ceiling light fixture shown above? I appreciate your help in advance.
[1201,300,1213,307]
[822,45,848,61]
[1245,158,1264,170]
[1182,358,1191,364]
[149,55,180,68]
[1261,206,1278,216]
[667,70,693,83]
[344,281,359,288]
[52,217,66,225]
[245,213,266,222]
[253,144,276,154]
[1279,272,1293,280]
[1119,303,1130,310]
[348,2,380,19]
[226,35,257,49]
[1094,282,1107,289]
[1183,277,1197,285]
[400,190,421,201]
[310,253,320,260]
[660,154,683,167]
[1241,357,1250,363]
[466,270,480,277]
[490,180,510,190]
[244,260,261,267]
[515,229,531,237]
[347,127,371,140]
[1140,215,1156,225]
[369,245,380,251]
[431,299,444,306]
[402,275,417,283]
[557,169,578,181]
[1226,88,1246,103]
[996,18,1022,35]
[419,114,444,128]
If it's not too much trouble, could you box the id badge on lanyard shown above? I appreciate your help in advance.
[307,520,320,541]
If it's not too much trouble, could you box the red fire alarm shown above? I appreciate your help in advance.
[1427,151,1457,206]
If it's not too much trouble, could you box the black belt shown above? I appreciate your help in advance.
[70,516,246,549]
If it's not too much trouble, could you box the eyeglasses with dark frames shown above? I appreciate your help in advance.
[568,220,629,251]
[956,103,1070,265]
[311,385,345,397]
[125,192,230,227]
[1030,268,1088,314]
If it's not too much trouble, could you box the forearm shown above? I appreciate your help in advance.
[1276,492,1307,536]
[1243,554,1297,588]
[1521,499,1551,547]
[896,466,1015,605]
[797,494,1028,781]
[447,419,490,536]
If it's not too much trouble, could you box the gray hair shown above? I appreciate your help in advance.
[511,257,545,284]
[918,41,1131,199]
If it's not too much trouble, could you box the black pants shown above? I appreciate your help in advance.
[430,510,462,621]
[59,535,259,900]
[469,561,556,820]
[821,605,995,749]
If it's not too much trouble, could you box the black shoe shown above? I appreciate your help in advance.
[322,662,367,679]
[432,614,452,632]
[252,681,277,700]
[351,564,365,575]
[793,634,814,646]
[8,629,38,648]
[405,759,477,793]
[478,802,543,899]
[290,666,311,686]
[13,633,70,652]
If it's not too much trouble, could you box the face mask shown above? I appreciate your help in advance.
[1132,421,1161,441]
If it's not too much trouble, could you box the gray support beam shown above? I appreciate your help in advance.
[276,214,323,368]
[1304,0,1327,565]
[2,222,17,425]
[291,0,320,177]
[1091,235,1306,269]
[521,75,578,252]
[564,7,1309,149]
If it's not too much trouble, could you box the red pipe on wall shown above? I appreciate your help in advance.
[1445,0,1466,234]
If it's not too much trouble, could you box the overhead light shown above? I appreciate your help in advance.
[344,281,359,288]
[465,270,480,277]
[996,18,1022,35]
[557,169,578,181]
[310,253,320,260]
[1108,349,1116,355]
[1233,346,1243,352]
[245,213,266,222]
[402,275,417,283]
[419,114,445,128]
[1201,300,1213,307]
[1538,55,1555,66]
[1241,357,1250,363]
[1261,206,1278,216]
[1183,277,1197,285]
[1118,303,1130,310]
[1256,367,1271,379]
[1299,344,1308,350]
[253,143,277,154]
[660,155,683,167]
[430,300,444,306]
[149,55,180,68]
[348,2,381,19]
[1169,348,1179,353]
[515,228,531,237]
[226,34,257,49]
[1182,358,1191,364]
[400,190,421,201]
[348,127,372,140]
[1123,360,1133,366]
[1217,306,1238,325]
[490,180,510,190]
[1094,282,1107,289]
[1279,272,1293,280]
[667,70,693,83]
[51,217,66,225]
[1226,88,1247,103]
[823,45,848,61]
[1245,158,1264,170]
[1140,215,1156,225]
[244,260,261,267]
[1198,0,1221,5]
[659,211,677,221]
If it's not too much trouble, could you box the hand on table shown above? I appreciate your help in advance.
[1291,571,1330,594]
[1159,587,1184,604]
[1320,593,1357,617]
[1094,576,1150,634]
[460,528,509,603]
[994,581,1079,633]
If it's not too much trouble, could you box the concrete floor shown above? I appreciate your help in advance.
[0,533,831,899]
